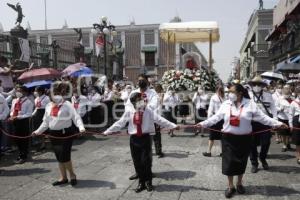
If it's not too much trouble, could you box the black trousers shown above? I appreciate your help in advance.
[250,122,271,166]
[153,124,162,155]
[130,134,152,183]
[13,118,30,159]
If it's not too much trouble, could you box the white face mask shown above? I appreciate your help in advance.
[34,92,39,97]
[252,86,262,93]
[276,89,282,94]
[198,89,204,94]
[16,92,23,98]
[136,100,146,110]
[228,93,237,103]
[52,95,63,104]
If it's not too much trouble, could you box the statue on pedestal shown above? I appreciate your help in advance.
[73,28,83,45]
[7,2,25,26]
[259,0,264,10]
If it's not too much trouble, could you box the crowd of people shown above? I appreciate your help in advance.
[0,55,299,198]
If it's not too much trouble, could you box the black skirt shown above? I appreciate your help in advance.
[292,116,300,145]
[278,118,291,136]
[195,108,207,124]
[89,105,104,125]
[178,103,190,116]
[163,107,177,124]
[31,109,45,131]
[221,134,252,176]
[48,127,74,163]
[209,120,224,140]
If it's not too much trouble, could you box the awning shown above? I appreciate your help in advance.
[141,46,157,52]
[159,21,220,43]
[276,62,300,73]
[290,55,300,63]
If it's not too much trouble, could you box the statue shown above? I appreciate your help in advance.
[73,28,83,44]
[259,0,264,10]
[7,2,25,26]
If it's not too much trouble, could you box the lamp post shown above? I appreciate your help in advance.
[91,16,117,76]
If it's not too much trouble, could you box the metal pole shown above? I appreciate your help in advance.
[44,0,47,30]
[209,31,213,74]
[167,32,170,71]
[104,34,107,76]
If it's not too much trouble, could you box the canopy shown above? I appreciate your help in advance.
[159,21,220,43]
[24,80,53,88]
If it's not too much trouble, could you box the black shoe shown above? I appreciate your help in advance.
[260,159,269,170]
[52,179,68,186]
[70,177,77,186]
[219,153,223,157]
[251,165,258,173]
[135,183,146,193]
[145,181,153,192]
[15,157,26,164]
[236,185,246,194]
[202,152,211,157]
[225,187,236,199]
[200,134,205,137]
[287,144,292,150]
[152,173,156,178]
[282,147,287,152]
[195,132,199,136]
[157,152,164,158]
[129,174,138,180]
[169,133,175,137]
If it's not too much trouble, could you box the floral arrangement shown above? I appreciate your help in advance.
[161,68,221,92]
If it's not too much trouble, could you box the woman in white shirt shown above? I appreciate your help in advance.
[32,83,85,187]
[163,87,180,137]
[203,86,225,157]
[71,88,89,124]
[276,86,293,152]
[196,84,286,199]
[289,87,300,165]
[193,87,209,135]
[88,86,104,127]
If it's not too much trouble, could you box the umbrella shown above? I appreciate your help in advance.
[287,79,300,84]
[70,67,93,77]
[24,80,53,88]
[261,71,284,80]
[18,68,61,83]
[62,62,87,76]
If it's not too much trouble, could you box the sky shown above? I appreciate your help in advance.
[0,0,278,81]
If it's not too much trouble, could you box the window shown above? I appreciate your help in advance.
[145,52,155,66]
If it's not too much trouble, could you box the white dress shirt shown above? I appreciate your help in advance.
[272,91,282,105]
[289,98,300,127]
[249,91,277,119]
[104,107,177,135]
[200,98,282,135]
[0,94,9,120]
[88,93,103,108]
[35,101,85,134]
[207,94,224,118]
[71,95,89,117]
[193,92,209,109]
[127,88,159,112]
[121,90,131,102]
[10,97,34,119]
[163,92,180,111]
[32,95,51,115]
[103,89,114,101]
[276,97,292,120]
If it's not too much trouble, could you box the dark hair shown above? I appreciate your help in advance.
[155,84,163,93]
[17,85,29,94]
[35,86,45,94]
[130,92,142,105]
[0,56,8,64]
[138,74,149,80]
[107,79,114,84]
[52,82,70,96]
[233,83,250,99]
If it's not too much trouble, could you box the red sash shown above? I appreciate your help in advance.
[73,97,80,109]
[141,92,148,104]
[35,96,46,108]
[229,105,244,127]
[50,102,64,117]
[12,98,27,117]
[133,111,143,137]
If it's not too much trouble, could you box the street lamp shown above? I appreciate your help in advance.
[91,16,116,76]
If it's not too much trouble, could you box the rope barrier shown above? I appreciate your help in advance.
[0,124,296,140]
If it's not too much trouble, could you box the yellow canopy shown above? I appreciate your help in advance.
[159,21,220,43]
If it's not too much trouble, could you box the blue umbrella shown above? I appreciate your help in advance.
[70,67,93,77]
[24,80,53,88]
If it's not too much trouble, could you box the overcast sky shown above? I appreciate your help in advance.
[0,0,278,80]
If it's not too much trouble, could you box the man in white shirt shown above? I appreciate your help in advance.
[9,86,34,164]
[104,92,178,193]
[0,93,10,158]
[248,76,277,173]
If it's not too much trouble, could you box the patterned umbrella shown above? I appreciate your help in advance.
[62,62,87,76]
[70,67,93,77]
[18,68,61,83]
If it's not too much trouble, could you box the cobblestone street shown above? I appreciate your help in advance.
[0,129,300,200]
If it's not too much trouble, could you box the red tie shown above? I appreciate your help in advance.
[13,99,22,117]
[51,104,60,117]
[133,111,143,137]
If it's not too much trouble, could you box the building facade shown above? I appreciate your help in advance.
[239,9,274,80]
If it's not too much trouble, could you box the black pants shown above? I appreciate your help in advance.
[13,118,30,159]
[130,134,152,183]
[153,124,162,155]
[250,122,271,166]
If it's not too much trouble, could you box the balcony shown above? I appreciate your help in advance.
[250,44,270,58]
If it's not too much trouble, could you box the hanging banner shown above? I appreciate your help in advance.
[19,38,30,62]
[95,35,104,57]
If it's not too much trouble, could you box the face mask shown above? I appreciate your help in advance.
[198,89,204,94]
[16,92,23,98]
[252,86,262,93]
[136,100,146,110]
[228,93,237,103]
[34,92,39,97]
[52,95,63,104]
[276,89,282,94]
[138,80,148,90]
[126,89,132,93]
